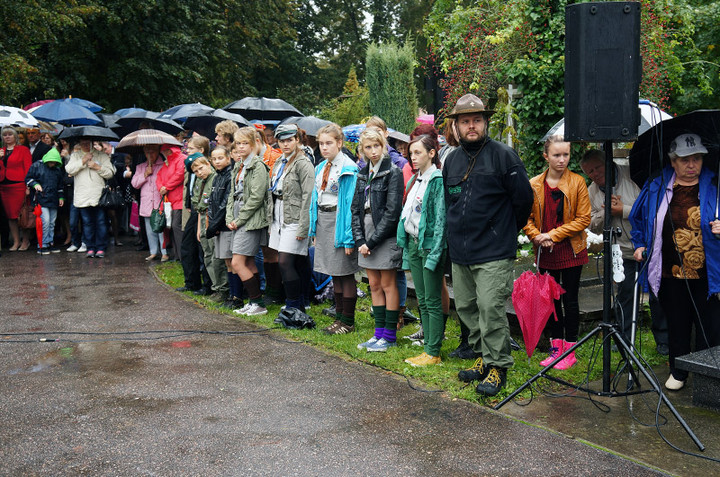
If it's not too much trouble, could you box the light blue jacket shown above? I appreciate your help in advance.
[309,153,358,248]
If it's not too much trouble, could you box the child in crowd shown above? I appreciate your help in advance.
[192,156,226,301]
[25,148,65,254]
[268,125,315,312]
[206,146,238,308]
[352,129,404,351]
[397,134,447,366]
[523,135,591,370]
[227,128,272,316]
[309,124,360,334]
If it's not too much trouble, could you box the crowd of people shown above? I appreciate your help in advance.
[2,92,719,397]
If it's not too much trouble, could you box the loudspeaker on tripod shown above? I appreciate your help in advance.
[564,2,641,142]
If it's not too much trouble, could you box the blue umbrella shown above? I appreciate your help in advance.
[65,97,104,113]
[158,103,213,122]
[31,99,101,126]
[114,107,147,117]
[342,124,366,143]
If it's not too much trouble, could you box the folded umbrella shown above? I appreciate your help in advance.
[33,202,43,249]
[511,269,565,359]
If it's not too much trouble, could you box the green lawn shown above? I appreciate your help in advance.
[155,262,669,406]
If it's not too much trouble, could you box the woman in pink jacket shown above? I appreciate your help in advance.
[156,145,186,261]
[130,145,168,261]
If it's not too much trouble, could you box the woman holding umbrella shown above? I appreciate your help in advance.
[130,145,169,262]
[1,126,33,251]
[630,133,720,391]
[65,137,116,258]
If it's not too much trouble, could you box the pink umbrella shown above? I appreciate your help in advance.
[417,114,434,125]
[511,270,565,358]
[24,100,55,111]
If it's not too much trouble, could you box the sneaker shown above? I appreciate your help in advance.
[233,303,252,315]
[66,244,79,252]
[405,326,424,341]
[207,292,226,303]
[95,251,105,258]
[475,366,507,396]
[665,375,685,391]
[39,248,50,255]
[449,341,482,360]
[458,357,487,382]
[77,244,87,253]
[357,336,379,350]
[86,250,95,258]
[405,352,442,367]
[366,338,397,352]
[49,246,61,253]
[241,303,268,316]
[323,321,355,335]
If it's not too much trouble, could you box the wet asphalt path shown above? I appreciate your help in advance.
[0,248,665,476]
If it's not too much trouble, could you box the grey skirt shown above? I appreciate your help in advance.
[231,226,268,256]
[214,230,233,260]
[314,208,360,276]
[358,213,402,270]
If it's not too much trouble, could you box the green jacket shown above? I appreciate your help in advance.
[271,152,315,238]
[226,155,271,231]
[192,170,215,215]
[396,169,447,272]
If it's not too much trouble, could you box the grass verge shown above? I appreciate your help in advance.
[155,262,669,407]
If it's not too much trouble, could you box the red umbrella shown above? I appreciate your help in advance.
[33,203,43,248]
[24,99,55,111]
[511,270,565,358]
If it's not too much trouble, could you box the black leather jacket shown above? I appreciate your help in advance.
[351,157,404,250]
[206,165,232,238]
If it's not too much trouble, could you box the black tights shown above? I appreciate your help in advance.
[278,252,311,302]
[540,265,582,342]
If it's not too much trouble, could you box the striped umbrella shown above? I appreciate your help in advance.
[116,129,183,152]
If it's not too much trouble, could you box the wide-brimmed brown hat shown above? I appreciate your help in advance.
[447,94,494,118]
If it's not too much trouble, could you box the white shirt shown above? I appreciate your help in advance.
[402,165,437,238]
[316,153,343,207]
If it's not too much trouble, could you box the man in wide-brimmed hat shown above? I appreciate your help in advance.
[442,93,533,396]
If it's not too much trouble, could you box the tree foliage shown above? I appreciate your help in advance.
[366,42,418,134]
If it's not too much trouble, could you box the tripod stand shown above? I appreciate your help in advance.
[495,141,704,452]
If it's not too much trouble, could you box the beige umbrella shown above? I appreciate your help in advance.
[116,128,182,151]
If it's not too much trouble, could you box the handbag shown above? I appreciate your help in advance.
[98,183,125,209]
[18,196,35,229]
[150,206,166,233]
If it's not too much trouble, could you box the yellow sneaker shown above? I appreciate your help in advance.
[405,352,442,367]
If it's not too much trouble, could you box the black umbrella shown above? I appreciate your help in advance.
[113,110,184,136]
[182,109,250,138]
[158,103,214,122]
[629,109,720,188]
[58,125,119,142]
[278,116,333,136]
[223,97,303,121]
[97,113,121,128]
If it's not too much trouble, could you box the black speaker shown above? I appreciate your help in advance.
[564,2,641,142]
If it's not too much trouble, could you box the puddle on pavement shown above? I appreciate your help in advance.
[8,341,142,376]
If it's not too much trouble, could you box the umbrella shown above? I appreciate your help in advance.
[0,106,39,127]
[158,103,213,122]
[278,116,333,136]
[33,202,43,249]
[114,110,184,136]
[97,113,121,128]
[31,99,101,126]
[388,130,410,144]
[114,107,147,117]
[23,100,54,111]
[37,121,62,135]
[223,97,303,121]
[511,270,565,358]
[116,128,183,152]
[417,114,434,125]
[59,125,119,142]
[183,109,250,137]
[629,109,720,187]
[65,97,103,113]
[342,124,366,143]
[541,99,672,142]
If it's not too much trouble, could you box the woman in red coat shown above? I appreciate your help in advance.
[1,126,33,251]
[156,145,186,261]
